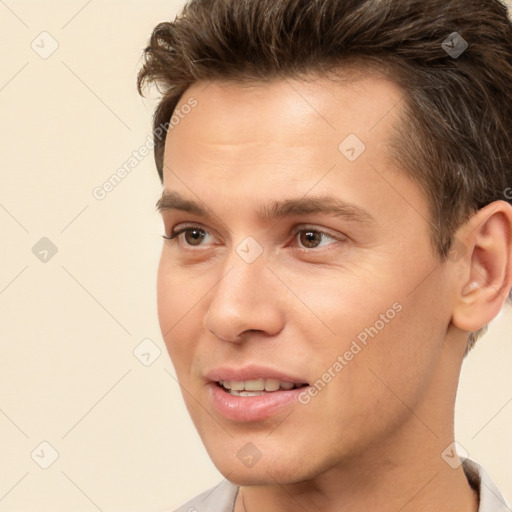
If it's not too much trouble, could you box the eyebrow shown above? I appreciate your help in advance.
[155,190,376,225]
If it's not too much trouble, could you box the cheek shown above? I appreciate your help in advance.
[156,257,201,368]
[297,262,446,404]
[156,259,176,340]
[335,282,447,414]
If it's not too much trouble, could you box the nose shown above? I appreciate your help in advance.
[203,250,285,343]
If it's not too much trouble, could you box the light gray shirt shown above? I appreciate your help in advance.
[171,458,510,512]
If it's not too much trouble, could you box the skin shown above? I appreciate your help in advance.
[156,74,512,512]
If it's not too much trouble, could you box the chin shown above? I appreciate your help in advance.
[217,465,302,487]
[206,445,317,487]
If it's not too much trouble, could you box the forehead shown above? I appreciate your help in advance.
[163,75,404,188]
[159,74,429,231]
[166,73,405,158]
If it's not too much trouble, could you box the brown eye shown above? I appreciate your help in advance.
[183,228,207,246]
[165,226,211,247]
[298,230,323,249]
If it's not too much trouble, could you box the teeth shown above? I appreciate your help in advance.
[230,390,267,397]
[230,381,245,391]
[219,378,300,393]
[264,378,280,391]
[245,379,265,391]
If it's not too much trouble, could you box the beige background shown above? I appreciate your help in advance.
[1,1,511,510]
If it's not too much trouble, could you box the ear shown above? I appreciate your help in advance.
[451,200,512,334]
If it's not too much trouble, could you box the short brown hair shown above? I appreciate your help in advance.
[137,0,512,352]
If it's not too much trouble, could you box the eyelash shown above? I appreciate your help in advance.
[161,224,343,251]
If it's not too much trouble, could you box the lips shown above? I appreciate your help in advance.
[205,365,309,421]
[206,365,309,385]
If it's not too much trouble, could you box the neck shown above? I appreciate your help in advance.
[236,449,479,512]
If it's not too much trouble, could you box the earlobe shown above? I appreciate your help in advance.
[451,201,512,334]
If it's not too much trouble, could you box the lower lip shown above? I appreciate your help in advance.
[208,382,306,422]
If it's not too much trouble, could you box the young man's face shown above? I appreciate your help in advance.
[157,75,459,484]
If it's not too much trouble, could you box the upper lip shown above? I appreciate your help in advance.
[205,364,309,384]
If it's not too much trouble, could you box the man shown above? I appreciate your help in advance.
[137,0,512,510]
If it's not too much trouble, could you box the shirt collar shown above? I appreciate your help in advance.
[462,457,511,512]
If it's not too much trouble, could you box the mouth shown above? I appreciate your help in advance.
[216,378,309,397]
[206,368,311,422]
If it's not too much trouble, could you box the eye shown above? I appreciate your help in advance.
[162,225,344,251]
[162,225,213,247]
[292,227,341,250]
